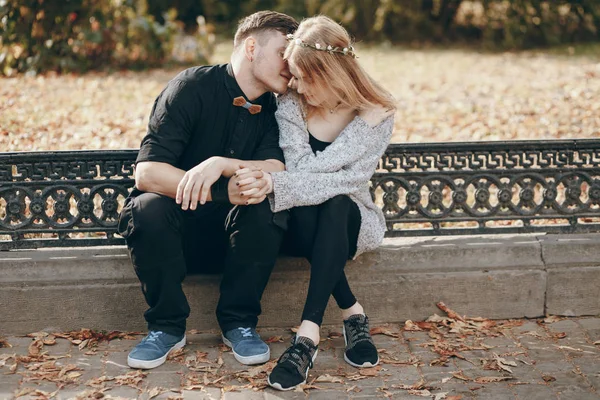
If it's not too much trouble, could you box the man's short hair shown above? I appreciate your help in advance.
[234,11,298,48]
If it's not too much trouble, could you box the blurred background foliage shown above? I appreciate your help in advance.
[1,0,599,76]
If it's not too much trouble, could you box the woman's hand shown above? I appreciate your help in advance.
[358,105,395,127]
[235,167,273,205]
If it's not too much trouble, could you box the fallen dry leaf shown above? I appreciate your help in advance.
[86,375,115,388]
[359,365,382,376]
[416,321,440,331]
[167,347,186,361]
[265,336,284,343]
[542,375,557,382]
[437,302,466,322]
[554,345,584,352]
[114,370,147,388]
[217,343,230,352]
[447,396,464,400]
[430,357,450,367]
[370,326,401,337]
[237,360,276,380]
[328,331,343,338]
[452,372,471,381]
[346,385,361,393]
[522,331,544,338]
[408,389,432,396]
[13,387,36,398]
[346,374,369,381]
[491,353,517,373]
[594,340,600,346]
[314,374,344,384]
[497,320,525,329]
[0,338,12,348]
[434,392,449,400]
[475,376,512,383]
[294,383,323,393]
[53,328,142,349]
[9,361,18,374]
[403,320,423,331]
[382,355,420,366]
[28,339,43,356]
[391,378,438,391]
[42,337,57,346]
[182,384,204,390]
[543,316,562,324]
[148,387,167,399]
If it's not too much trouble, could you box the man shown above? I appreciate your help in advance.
[117,11,298,370]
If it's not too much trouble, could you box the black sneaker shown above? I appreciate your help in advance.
[267,336,318,391]
[343,314,379,368]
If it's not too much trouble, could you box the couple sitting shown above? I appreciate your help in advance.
[117,10,395,391]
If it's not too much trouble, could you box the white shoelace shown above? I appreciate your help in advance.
[238,327,253,338]
[144,331,163,343]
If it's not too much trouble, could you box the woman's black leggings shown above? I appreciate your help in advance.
[281,194,361,326]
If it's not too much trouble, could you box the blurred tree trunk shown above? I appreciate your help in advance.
[579,0,600,38]
[439,0,463,33]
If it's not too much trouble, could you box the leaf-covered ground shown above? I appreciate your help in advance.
[1,44,599,152]
[1,305,599,399]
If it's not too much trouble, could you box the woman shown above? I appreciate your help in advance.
[237,15,395,390]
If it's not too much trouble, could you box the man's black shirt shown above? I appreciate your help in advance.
[135,64,284,202]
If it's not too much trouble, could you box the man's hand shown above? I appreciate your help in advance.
[235,167,272,205]
[176,157,224,210]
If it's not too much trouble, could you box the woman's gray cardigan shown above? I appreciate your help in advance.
[268,91,394,257]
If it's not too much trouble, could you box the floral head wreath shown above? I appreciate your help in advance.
[286,33,358,58]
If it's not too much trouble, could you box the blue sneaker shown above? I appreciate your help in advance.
[127,331,186,369]
[222,327,270,365]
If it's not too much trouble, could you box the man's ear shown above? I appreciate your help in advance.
[243,37,256,62]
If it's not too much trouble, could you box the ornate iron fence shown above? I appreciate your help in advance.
[2,139,600,249]
[375,139,600,236]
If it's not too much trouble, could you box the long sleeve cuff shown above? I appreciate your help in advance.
[210,176,230,203]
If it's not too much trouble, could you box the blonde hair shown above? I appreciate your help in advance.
[284,16,396,115]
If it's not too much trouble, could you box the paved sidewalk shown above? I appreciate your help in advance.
[1,315,598,400]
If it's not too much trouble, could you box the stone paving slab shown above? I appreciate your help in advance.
[0,317,598,400]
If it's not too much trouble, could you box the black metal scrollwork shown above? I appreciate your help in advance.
[373,140,600,236]
[0,151,136,249]
[2,140,600,249]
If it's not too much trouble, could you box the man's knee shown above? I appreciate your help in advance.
[226,201,284,259]
[118,192,180,240]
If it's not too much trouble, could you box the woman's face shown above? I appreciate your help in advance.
[287,59,333,108]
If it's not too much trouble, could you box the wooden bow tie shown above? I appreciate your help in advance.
[233,96,261,114]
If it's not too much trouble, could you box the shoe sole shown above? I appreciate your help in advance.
[127,335,187,370]
[342,325,379,368]
[221,335,270,365]
[267,349,319,391]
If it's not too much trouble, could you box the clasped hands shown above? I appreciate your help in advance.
[175,156,273,210]
[228,167,273,206]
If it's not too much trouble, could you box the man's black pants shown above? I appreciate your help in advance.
[118,191,286,336]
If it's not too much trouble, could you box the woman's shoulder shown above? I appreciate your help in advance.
[358,104,395,128]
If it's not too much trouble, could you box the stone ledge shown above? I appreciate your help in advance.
[1,233,598,335]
